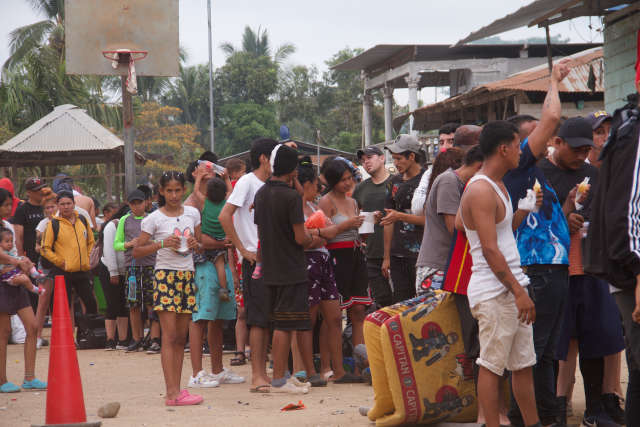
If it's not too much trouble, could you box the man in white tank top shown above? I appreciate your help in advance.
[457,121,541,427]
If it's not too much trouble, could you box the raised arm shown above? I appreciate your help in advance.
[527,60,571,159]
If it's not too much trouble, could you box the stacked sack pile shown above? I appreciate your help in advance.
[364,290,476,426]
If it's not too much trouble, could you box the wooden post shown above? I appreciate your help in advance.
[545,25,553,74]
[105,160,113,202]
[488,101,496,121]
[122,77,136,195]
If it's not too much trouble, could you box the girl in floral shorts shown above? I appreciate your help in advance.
[134,171,204,406]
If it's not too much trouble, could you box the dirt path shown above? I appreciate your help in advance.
[2,330,619,426]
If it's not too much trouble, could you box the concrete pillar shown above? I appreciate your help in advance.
[405,75,420,135]
[363,91,373,146]
[382,86,394,142]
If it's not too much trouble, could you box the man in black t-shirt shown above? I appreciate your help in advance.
[353,146,392,308]
[11,177,46,264]
[542,117,625,426]
[254,144,319,393]
[381,135,426,303]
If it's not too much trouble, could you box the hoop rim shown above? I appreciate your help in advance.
[102,50,148,61]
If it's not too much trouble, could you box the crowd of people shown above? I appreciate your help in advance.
[0,58,639,426]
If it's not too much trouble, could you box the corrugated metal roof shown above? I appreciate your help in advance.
[0,104,123,153]
[395,47,603,130]
[455,0,631,46]
[483,47,603,92]
[332,43,600,72]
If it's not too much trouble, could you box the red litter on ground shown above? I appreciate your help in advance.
[281,401,306,411]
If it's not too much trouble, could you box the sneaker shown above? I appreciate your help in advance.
[582,411,620,427]
[22,378,47,390]
[602,393,625,424]
[126,340,144,353]
[0,382,20,393]
[36,337,43,349]
[105,339,117,351]
[146,339,161,354]
[272,381,308,394]
[115,341,128,351]
[208,368,245,384]
[166,389,203,406]
[188,370,220,388]
[289,375,311,388]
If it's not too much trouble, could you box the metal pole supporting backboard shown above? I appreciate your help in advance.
[207,0,215,152]
[122,77,136,195]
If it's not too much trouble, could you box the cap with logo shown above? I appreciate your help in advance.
[25,177,46,191]
[558,117,595,148]
[356,146,384,159]
[585,111,611,130]
[127,189,147,203]
[384,134,423,155]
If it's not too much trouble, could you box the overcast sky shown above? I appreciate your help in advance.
[0,0,603,105]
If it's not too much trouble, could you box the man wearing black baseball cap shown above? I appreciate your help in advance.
[11,177,46,280]
[585,111,612,168]
[542,116,625,425]
[354,146,392,308]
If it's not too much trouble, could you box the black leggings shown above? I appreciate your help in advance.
[52,268,98,315]
[97,263,128,320]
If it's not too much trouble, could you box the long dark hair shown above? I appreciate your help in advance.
[157,171,186,207]
[323,159,351,190]
[0,188,12,206]
[99,204,130,246]
[427,147,464,194]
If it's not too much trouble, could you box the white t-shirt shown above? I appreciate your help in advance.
[141,206,201,272]
[36,217,50,234]
[226,172,265,253]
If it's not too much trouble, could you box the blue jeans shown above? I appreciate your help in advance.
[614,289,640,426]
[508,266,568,426]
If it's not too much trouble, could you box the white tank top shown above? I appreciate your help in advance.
[462,174,529,308]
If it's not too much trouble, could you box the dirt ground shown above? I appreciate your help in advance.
[1,328,623,427]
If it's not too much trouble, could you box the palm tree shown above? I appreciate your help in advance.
[3,0,64,74]
[220,26,295,64]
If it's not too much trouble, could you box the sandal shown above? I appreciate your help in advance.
[249,384,271,393]
[308,374,327,387]
[333,372,364,384]
[230,352,246,366]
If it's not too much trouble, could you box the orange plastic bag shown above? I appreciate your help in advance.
[305,210,327,229]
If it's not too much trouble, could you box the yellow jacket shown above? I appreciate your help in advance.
[41,213,95,272]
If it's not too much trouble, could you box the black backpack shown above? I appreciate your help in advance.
[75,313,107,350]
[40,215,90,270]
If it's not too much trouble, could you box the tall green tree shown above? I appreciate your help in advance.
[220,26,295,64]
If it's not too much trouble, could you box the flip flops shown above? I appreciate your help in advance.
[249,384,271,393]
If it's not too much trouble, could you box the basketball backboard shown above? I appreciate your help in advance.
[65,0,179,77]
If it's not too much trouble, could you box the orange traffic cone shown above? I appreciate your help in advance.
[33,275,101,427]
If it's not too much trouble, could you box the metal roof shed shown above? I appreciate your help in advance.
[0,104,144,201]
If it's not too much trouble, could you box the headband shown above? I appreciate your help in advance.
[270,144,283,172]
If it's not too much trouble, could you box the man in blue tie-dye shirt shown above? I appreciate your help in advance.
[502,60,572,427]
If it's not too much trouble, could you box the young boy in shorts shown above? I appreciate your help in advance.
[114,189,160,352]
[254,144,321,394]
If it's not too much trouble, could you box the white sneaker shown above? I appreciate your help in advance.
[188,370,220,388]
[289,375,311,388]
[208,368,245,384]
[36,338,43,349]
[272,381,308,394]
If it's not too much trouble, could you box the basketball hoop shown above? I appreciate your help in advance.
[102,49,148,95]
